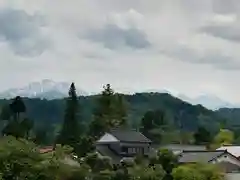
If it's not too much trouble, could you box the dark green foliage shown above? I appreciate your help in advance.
[0,105,11,120]
[56,83,81,148]
[0,92,234,143]
[33,128,49,145]
[89,84,127,138]
[10,96,26,121]
[141,109,168,142]
[1,97,33,138]
[194,126,212,145]
[157,149,178,174]
[84,152,112,172]
[74,136,95,157]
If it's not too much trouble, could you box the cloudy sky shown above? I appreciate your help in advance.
[0,0,240,102]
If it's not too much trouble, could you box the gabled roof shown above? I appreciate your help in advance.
[109,129,151,143]
[155,144,206,151]
[179,150,227,163]
[217,145,240,157]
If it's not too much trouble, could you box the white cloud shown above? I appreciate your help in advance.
[0,0,240,103]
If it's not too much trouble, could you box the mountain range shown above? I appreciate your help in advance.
[0,79,88,100]
[0,79,238,110]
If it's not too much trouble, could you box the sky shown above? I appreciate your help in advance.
[0,0,240,103]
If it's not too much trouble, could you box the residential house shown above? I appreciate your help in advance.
[179,150,240,173]
[217,145,240,158]
[154,144,206,154]
[96,128,152,164]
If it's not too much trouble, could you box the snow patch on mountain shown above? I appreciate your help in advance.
[0,79,88,99]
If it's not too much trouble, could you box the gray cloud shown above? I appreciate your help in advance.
[160,45,240,70]
[212,0,240,14]
[0,8,49,56]
[199,24,240,42]
[0,0,240,103]
[84,24,151,50]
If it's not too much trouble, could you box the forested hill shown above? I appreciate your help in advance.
[0,92,228,131]
[216,108,240,129]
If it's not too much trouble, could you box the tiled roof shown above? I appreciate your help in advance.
[179,150,226,163]
[109,129,151,143]
[217,146,240,157]
[155,144,206,151]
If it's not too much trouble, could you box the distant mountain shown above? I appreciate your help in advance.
[0,92,224,131]
[143,90,238,110]
[178,94,238,110]
[0,79,88,99]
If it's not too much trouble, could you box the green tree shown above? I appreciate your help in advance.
[20,118,34,139]
[56,83,81,149]
[0,136,72,180]
[33,128,49,145]
[157,149,178,174]
[172,165,204,180]
[194,126,212,145]
[84,152,112,173]
[1,97,32,139]
[114,93,128,127]
[211,129,234,149]
[128,164,165,180]
[89,84,127,138]
[74,136,95,157]
[9,96,26,121]
[172,163,224,180]
[140,109,167,142]
[0,104,11,120]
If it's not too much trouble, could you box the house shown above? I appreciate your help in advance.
[154,144,206,154]
[96,128,152,164]
[179,150,240,173]
[217,145,240,158]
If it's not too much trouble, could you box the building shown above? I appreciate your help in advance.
[217,145,240,158]
[154,144,206,154]
[179,150,240,173]
[96,128,152,164]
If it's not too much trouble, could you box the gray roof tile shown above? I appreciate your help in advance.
[110,129,151,143]
[179,150,226,163]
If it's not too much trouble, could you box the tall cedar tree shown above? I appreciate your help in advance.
[10,96,26,121]
[1,96,33,138]
[89,84,127,138]
[56,83,80,147]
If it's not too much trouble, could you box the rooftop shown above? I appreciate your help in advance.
[179,150,226,163]
[217,145,240,157]
[109,128,151,143]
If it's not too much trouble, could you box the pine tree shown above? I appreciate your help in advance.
[10,96,26,121]
[1,96,31,138]
[56,82,81,148]
[89,84,127,138]
[113,93,127,127]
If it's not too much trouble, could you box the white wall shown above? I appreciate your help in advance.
[97,133,119,143]
[210,153,240,166]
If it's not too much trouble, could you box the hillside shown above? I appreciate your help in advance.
[216,108,240,128]
[0,92,224,132]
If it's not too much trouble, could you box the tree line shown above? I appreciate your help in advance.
[0,83,232,179]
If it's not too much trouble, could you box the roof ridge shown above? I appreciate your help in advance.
[182,150,226,153]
